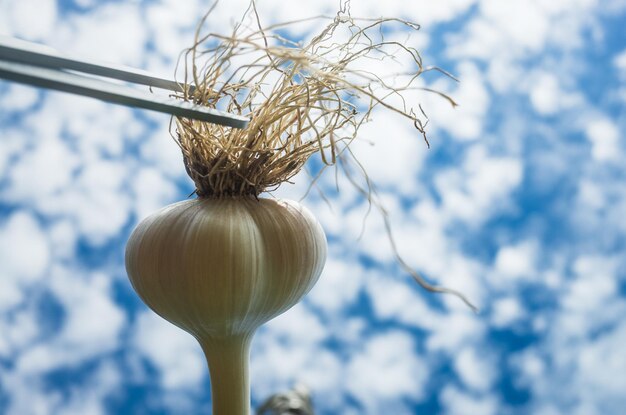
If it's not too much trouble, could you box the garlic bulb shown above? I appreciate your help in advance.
[125,197,326,414]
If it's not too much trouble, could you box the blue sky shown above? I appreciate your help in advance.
[1,0,625,414]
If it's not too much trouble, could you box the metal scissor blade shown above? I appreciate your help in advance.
[0,35,190,93]
[0,60,249,129]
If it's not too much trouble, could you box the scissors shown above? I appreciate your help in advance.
[0,36,249,129]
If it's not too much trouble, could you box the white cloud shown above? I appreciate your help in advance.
[252,340,343,409]
[338,197,398,262]
[454,346,495,392]
[573,169,626,239]
[0,372,64,415]
[511,348,545,384]
[441,385,498,415]
[254,0,341,33]
[252,305,343,409]
[426,63,490,141]
[336,193,485,313]
[535,0,598,15]
[511,252,626,414]
[144,0,203,59]
[263,303,328,345]
[395,204,486,309]
[0,93,159,246]
[561,255,618,314]
[490,296,524,327]
[585,117,621,162]
[0,280,22,313]
[1,359,121,415]
[3,0,58,40]
[0,307,40,358]
[131,167,179,220]
[426,311,485,352]
[576,178,605,210]
[138,128,187,179]
[447,0,600,103]
[7,146,132,245]
[0,211,49,280]
[346,331,427,412]
[485,58,522,93]
[35,182,132,246]
[0,126,29,178]
[480,0,549,52]
[529,73,564,115]
[615,48,626,74]
[54,273,126,348]
[79,159,127,191]
[306,257,363,315]
[0,83,39,112]
[0,211,50,309]
[406,0,478,25]
[48,219,78,260]
[133,311,206,390]
[16,271,126,374]
[61,97,146,160]
[576,320,626,397]
[4,134,79,202]
[435,145,523,225]
[349,0,477,26]
[494,240,538,282]
[449,0,597,62]
[350,110,428,194]
[54,361,121,415]
[73,0,97,8]
[516,304,626,414]
[365,273,442,328]
[50,3,147,68]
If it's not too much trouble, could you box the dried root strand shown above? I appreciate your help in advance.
[173,1,476,311]
[172,0,454,198]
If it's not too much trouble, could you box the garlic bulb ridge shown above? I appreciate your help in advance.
[125,197,327,340]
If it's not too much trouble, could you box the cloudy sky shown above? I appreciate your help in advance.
[1,0,625,414]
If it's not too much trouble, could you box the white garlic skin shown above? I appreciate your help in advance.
[124,197,327,340]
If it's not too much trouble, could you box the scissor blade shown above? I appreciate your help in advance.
[0,60,249,128]
[0,35,193,94]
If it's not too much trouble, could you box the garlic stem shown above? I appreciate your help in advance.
[200,334,253,415]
